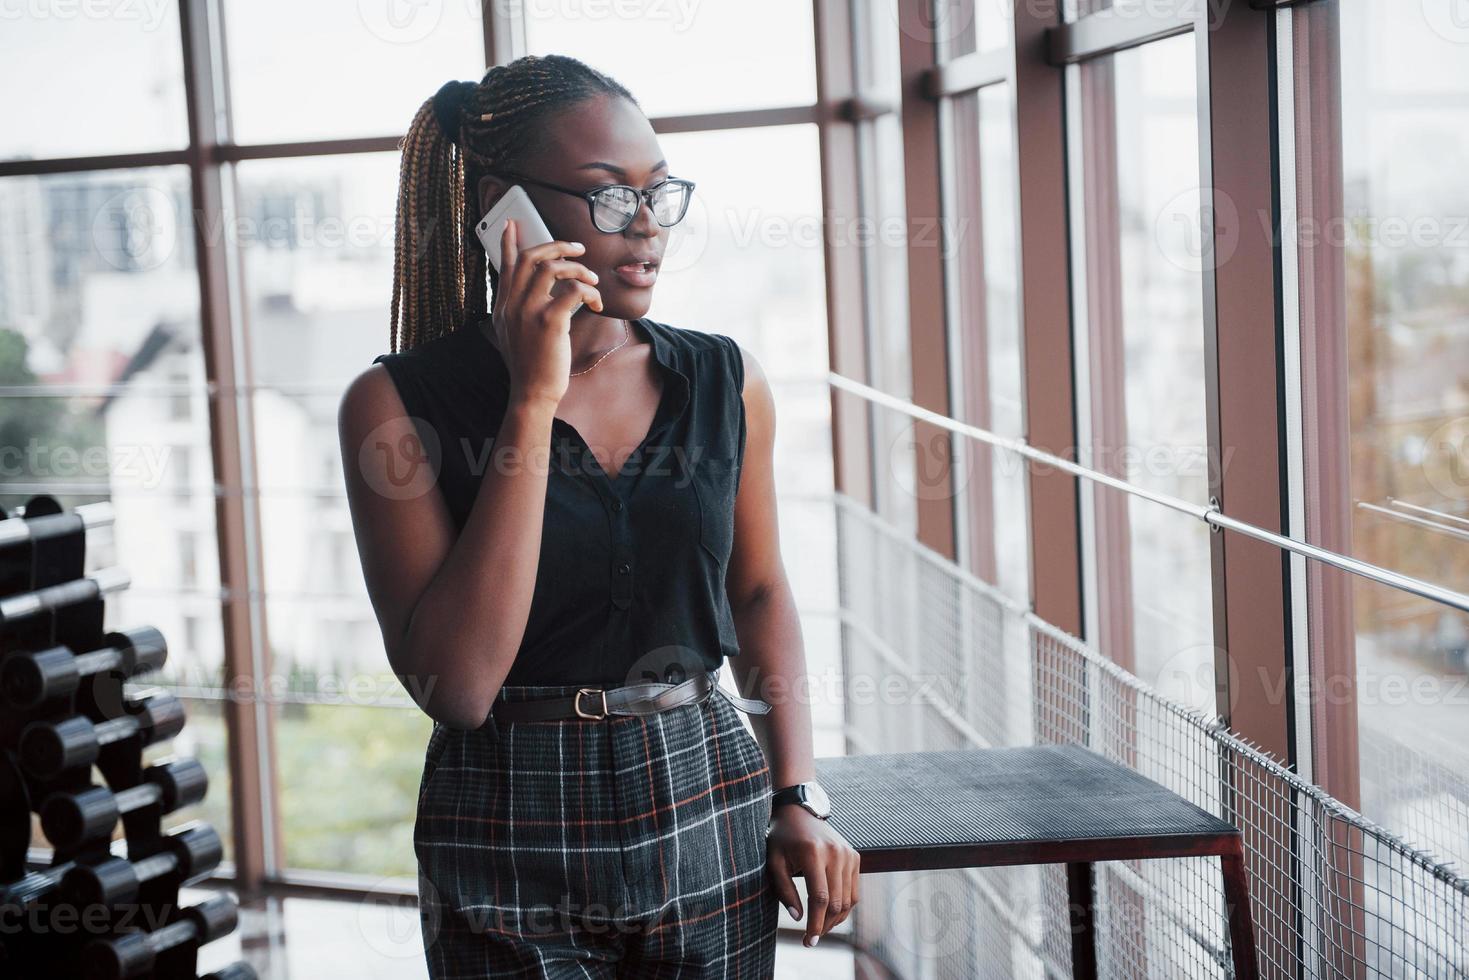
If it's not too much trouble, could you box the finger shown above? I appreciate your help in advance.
[827,850,858,932]
[509,239,586,305]
[820,849,847,937]
[500,218,518,286]
[528,258,601,304]
[766,848,803,921]
[802,849,830,945]
[492,219,516,322]
[545,281,603,320]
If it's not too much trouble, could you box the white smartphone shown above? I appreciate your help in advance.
[475,184,584,316]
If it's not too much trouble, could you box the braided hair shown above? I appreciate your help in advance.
[388,54,638,353]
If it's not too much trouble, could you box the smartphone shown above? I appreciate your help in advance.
[475,184,584,316]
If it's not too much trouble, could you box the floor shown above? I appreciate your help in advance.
[185,885,858,979]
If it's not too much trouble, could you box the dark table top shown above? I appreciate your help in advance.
[812,744,1241,873]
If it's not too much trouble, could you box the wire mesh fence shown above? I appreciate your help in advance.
[835,494,1469,979]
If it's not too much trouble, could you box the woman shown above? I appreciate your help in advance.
[338,54,860,977]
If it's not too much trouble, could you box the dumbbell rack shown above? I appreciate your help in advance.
[0,497,255,980]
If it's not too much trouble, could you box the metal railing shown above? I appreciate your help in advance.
[829,370,1469,615]
[834,494,1469,978]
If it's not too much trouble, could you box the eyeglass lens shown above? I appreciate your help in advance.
[591,181,691,232]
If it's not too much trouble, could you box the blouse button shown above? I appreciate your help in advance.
[611,499,624,513]
[617,561,631,575]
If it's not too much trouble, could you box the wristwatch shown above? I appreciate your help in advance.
[769,780,831,820]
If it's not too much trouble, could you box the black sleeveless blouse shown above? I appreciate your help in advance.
[370,315,747,688]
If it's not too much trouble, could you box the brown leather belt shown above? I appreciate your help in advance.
[490,669,772,724]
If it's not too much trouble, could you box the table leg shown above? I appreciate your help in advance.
[1067,861,1098,980]
[1221,851,1260,980]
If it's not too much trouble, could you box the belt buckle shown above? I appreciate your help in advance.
[575,687,609,720]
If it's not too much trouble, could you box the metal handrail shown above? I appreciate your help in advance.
[829,371,1469,615]
[1358,500,1469,543]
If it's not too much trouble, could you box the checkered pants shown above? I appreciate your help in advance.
[413,671,780,978]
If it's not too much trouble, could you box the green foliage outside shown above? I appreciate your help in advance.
[275,703,434,879]
[0,328,107,514]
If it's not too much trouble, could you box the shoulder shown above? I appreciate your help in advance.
[370,329,459,375]
[646,318,754,394]
[342,329,457,430]
[651,318,732,355]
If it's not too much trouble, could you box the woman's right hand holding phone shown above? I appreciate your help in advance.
[490,218,604,410]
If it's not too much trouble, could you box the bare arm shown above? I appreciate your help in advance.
[723,346,814,788]
[724,342,860,946]
[339,221,602,731]
[338,371,560,730]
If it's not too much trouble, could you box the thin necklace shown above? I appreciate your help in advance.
[569,320,631,377]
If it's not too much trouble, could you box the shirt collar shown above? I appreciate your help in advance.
[464,314,689,425]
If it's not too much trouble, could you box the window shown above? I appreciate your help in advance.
[942,82,1028,602]
[855,0,917,535]
[222,0,485,143]
[524,0,816,118]
[1070,34,1215,706]
[1286,0,1469,864]
[229,151,423,876]
[0,12,187,160]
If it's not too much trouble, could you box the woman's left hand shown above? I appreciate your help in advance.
[766,806,861,947]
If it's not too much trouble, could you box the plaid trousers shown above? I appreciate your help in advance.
[413,671,780,978]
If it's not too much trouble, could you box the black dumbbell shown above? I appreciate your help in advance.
[0,566,129,629]
[80,893,237,980]
[0,862,72,911]
[19,689,185,780]
[202,963,259,980]
[62,821,222,908]
[2,627,167,709]
[40,758,208,850]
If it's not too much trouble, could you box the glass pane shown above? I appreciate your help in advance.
[0,12,187,160]
[856,1,915,533]
[1287,0,1469,853]
[232,151,399,695]
[223,0,485,144]
[233,152,421,876]
[944,84,1028,603]
[233,153,397,389]
[977,82,1028,606]
[0,166,226,856]
[936,0,1012,59]
[1335,7,1469,588]
[143,697,234,865]
[0,166,205,504]
[1073,34,1214,705]
[274,702,433,878]
[524,1,815,118]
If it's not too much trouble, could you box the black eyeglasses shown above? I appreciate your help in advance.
[489,170,696,234]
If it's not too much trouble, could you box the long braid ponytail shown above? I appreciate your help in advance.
[387,54,637,353]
